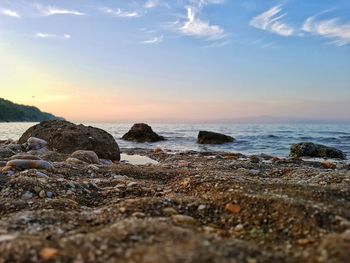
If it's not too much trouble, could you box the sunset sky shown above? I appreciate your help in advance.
[1,0,350,122]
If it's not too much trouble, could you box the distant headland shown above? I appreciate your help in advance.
[0,98,63,122]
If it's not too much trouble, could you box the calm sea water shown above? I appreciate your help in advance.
[0,122,349,158]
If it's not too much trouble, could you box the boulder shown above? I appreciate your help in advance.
[6,159,54,171]
[18,120,120,161]
[122,123,165,143]
[290,142,346,160]
[71,150,99,164]
[197,131,234,145]
[25,137,48,151]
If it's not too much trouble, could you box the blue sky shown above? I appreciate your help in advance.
[0,0,349,122]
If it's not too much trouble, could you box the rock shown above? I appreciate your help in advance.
[39,190,46,198]
[25,137,48,151]
[21,191,33,200]
[171,214,196,225]
[0,148,15,159]
[6,159,54,171]
[39,247,59,261]
[122,123,165,143]
[197,131,234,144]
[66,157,87,165]
[290,142,346,160]
[249,155,261,163]
[46,191,54,198]
[321,161,336,170]
[71,150,99,164]
[163,207,178,216]
[225,203,241,214]
[18,120,120,161]
[10,154,42,160]
[40,151,69,162]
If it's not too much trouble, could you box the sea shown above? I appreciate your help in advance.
[0,123,349,159]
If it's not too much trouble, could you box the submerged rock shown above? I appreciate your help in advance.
[122,123,165,143]
[71,150,99,164]
[290,142,346,160]
[18,120,120,161]
[6,159,54,171]
[197,131,234,144]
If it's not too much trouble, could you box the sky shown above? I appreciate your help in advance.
[0,0,350,123]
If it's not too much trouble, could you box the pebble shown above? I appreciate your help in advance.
[321,161,336,170]
[235,224,244,231]
[46,191,54,198]
[132,212,146,218]
[225,203,241,214]
[163,207,178,216]
[171,214,196,225]
[197,204,206,211]
[127,182,138,188]
[21,191,34,200]
[39,190,46,198]
[39,247,59,261]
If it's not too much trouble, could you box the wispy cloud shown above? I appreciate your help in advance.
[35,33,71,39]
[1,9,20,18]
[141,35,164,44]
[302,16,350,46]
[101,7,140,18]
[144,0,159,9]
[190,0,225,7]
[179,7,226,41]
[36,4,85,16]
[250,5,295,37]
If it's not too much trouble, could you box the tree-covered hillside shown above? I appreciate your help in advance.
[0,98,62,122]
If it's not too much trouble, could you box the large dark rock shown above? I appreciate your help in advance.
[197,131,234,145]
[18,120,120,161]
[122,123,165,143]
[290,142,346,160]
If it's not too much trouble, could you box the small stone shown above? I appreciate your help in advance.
[171,214,196,225]
[46,191,54,198]
[21,191,33,200]
[163,207,178,216]
[321,161,336,170]
[34,186,42,193]
[66,190,74,195]
[115,184,126,190]
[132,212,146,218]
[225,203,241,214]
[197,204,206,211]
[127,182,138,188]
[297,238,312,246]
[39,247,59,261]
[235,224,244,231]
[39,190,46,198]
[249,156,260,163]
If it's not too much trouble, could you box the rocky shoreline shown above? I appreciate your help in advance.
[0,122,349,263]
